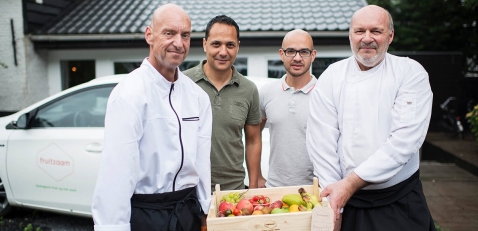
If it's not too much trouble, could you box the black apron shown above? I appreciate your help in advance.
[130,186,204,231]
[342,170,437,231]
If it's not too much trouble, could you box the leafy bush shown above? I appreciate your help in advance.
[466,104,478,144]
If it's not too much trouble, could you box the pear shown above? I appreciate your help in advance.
[261,206,273,214]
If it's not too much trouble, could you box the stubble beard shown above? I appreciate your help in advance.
[285,63,310,77]
[352,41,388,68]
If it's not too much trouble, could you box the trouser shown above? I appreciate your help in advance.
[342,170,437,231]
[130,186,204,231]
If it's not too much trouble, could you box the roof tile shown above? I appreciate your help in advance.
[37,0,366,35]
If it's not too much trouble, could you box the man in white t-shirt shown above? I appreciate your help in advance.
[306,5,436,231]
[259,29,317,187]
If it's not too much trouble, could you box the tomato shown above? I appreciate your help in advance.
[233,208,242,216]
[249,195,271,207]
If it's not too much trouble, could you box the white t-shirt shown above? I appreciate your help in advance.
[260,75,316,187]
[306,53,432,190]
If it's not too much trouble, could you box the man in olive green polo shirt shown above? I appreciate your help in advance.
[183,15,262,192]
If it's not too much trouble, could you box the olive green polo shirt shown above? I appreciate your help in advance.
[183,60,261,192]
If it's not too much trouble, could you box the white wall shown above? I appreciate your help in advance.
[0,0,26,112]
[0,0,352,113]
[0,0,49,112]
[47,45,351,94]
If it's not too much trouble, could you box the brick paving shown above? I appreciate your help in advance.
[421,132,478,231]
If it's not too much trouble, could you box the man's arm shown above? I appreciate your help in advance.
[196,91,212,214]
[257,84,268,188]
[91,88,140,231]
[320,172,368,224]
[244,123,262,188]
[353,62,433,183]
[306,68,345,223]
[260,118,267,131]
[257,119,267,188]
[306,69,343,190]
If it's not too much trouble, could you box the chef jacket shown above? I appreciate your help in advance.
[306,53,432,190]
[92,58,212,231]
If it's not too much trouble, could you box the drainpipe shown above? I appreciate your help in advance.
[11,19,18,66]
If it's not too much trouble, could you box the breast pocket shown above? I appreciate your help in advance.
[400,93,416,123]
[230,100,247,121]
[182,116,199,133]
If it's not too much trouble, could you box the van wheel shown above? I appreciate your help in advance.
[0,178,12,216]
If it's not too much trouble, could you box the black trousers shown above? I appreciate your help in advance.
[342,170,437,231]
[130,187,203,231]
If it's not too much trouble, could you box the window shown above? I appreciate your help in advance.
[180,61,200,71]
[234,58,247,76]
[465,56,478,77]
[268,60,286,78]
[267,58,346,79]
[312,58,345,78]
[114,62,141,74]
[60,60,95,90]
[180,59,247,75]
[31,85,115,128]
[114,58,248,75]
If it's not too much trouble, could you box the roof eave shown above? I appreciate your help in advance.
[30,31,349,41]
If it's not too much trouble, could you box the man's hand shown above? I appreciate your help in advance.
[201,215,207,231]
[244,123,262,189]
[258,174,267,188]
[334,213,342,231]
[320,172,368,222]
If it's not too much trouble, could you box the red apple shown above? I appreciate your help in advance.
[218,201,236,214]
[269,200,283,209]
[236,199,253,212]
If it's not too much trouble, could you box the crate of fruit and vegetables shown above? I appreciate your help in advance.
[206,177,333,231]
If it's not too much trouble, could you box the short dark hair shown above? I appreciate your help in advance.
[205,15,240,40]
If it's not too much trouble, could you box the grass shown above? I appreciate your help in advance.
[435,221,448,231]
[21,223,43,231]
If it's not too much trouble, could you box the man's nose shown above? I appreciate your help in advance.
[218,45,228,56]
[362,31,373,43]
[172,34,183,48]
[293,51,302,60]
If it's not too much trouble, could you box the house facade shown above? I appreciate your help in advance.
[1,0,367,115]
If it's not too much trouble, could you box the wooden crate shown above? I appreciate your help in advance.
[207,177,333,231]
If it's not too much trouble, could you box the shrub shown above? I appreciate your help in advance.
[466,104,478,144]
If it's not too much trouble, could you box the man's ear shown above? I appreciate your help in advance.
[388,29,394,44]
[279,49,285,63]
[203,38,207,52]
[311,49,317,62]
[145,26,153,45]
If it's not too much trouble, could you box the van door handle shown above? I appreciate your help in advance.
[84,143,102,153]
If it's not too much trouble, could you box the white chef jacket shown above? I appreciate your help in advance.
[92,58,212,231]
[306,53,432,190]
